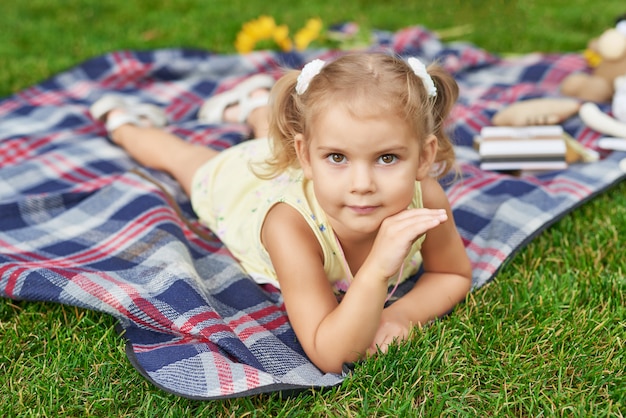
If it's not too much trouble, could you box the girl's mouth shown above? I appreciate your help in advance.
[347,205,379,215]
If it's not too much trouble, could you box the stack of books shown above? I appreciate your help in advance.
[476,125,568,172]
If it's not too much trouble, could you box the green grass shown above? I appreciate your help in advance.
[1,1,625,416]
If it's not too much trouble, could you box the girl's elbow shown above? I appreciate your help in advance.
[319,360,347,375]
[462,274,472,296]
[460,267,473,294]
[458,258,473,290]
[313,352,360,375]
[450,265,473,300]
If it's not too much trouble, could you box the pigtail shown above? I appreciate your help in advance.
[255,70,303,179]
[426,64,459,178]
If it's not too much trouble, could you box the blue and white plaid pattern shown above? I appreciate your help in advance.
[1,26,625,399]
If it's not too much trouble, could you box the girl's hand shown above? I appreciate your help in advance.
[365,309,411,356]
[367,208,447,281]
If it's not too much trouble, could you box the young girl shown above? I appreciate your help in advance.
[90,52,472,374]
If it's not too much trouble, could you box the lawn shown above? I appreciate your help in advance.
[1,1,625,416]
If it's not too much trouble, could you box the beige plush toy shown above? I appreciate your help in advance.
[576,16,626,143]
[561,15,626,103]
[491,98,581,126]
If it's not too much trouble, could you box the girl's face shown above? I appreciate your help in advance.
[295,105,435,241]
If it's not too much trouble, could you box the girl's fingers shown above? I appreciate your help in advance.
[389,208,447,221]
[386,209,447,231]
[380,208,447,239]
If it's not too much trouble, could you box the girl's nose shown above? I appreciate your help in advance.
[350,164,375,193]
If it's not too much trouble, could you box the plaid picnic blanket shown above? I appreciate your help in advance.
[1,26,625,400]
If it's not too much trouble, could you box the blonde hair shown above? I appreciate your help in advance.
[261,52,459,179]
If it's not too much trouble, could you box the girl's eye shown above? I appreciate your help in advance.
[327,153,346,164]
[379,154,397,165]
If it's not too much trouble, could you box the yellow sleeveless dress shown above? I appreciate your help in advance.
[190,138,424,292]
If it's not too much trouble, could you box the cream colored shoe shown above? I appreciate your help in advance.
[90,95,167,133]
[198,74,274,124]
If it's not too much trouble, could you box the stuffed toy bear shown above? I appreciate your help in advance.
[576,15,626,141]
[560,15,626,103]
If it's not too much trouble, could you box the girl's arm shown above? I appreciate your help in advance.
[262,201,447,373]
[367,176,472,354]
[262,202,387,373]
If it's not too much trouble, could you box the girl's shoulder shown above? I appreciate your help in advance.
[261,201,325,276]
[419,177,448,208]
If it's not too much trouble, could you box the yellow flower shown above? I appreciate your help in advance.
[234,15,326,53]
[252,15,277,39]
[235,32,256,54]
[294,18,323,51]
[273,24,292,51]
[240,16,274,40]
[235,15,278,53]
[583,48,602,67]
